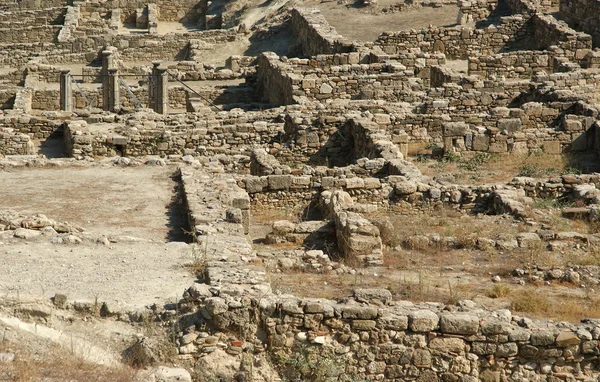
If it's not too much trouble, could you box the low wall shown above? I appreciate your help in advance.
[64,110,285,158]
[0,128,33,155]
[171,167,600,382]
[0,115,63,140]
[0,25,60,44]
[375,15,529,60]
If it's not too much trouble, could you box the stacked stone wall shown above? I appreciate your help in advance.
[172,167,600,382]
[290,8,353,57]
[375,15,529,60]
[559,0,600,48]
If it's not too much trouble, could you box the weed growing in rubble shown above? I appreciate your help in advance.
[273,346,362,382]
[487,283,512,299]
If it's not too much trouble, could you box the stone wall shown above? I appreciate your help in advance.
[559,0,600,48]
[457,0,498,24]
[0,25,60,44]
[0,26,239,67]
[0,89,16,109]
[64,109,285,158]
[171,166,600,382]
[0,128,33,155]
[0,0,68,11]
[375,15,529,60]
[0,115,63,140]
[290,8,353,58]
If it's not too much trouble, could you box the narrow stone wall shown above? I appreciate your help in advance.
[290,8,353,57]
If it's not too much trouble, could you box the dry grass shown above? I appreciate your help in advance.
[487,283,512,299]
[510,287,600,322]
[413,152,569,184]
[0,341,135,382]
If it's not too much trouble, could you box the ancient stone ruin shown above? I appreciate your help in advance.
[4,0,600,380]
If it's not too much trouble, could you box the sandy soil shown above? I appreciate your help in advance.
[0,165,180,240]
[314,2,459,42]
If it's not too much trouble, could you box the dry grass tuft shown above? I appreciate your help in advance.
[487,283,512,299]
[510,288,549,314]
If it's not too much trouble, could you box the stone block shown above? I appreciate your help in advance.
[472,134,490,151]
[408,310,439,332]
[429,337,466,353]
[244,176,267,193]
[342,306,379,320]
[542,140,561,154]
[351,320,376,330]
[497,118,521,133]
[443,122,469,136]
[440,314,479,335]
[531,330,556,346]
[556,331,581,347]
[268,175,292,190]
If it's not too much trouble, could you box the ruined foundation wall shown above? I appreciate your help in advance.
[290,8,353,57]
[178,168,600,382]
[559,0,600,48]
[375,15,529,60]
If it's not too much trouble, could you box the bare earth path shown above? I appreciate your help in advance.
[0,164,196,310]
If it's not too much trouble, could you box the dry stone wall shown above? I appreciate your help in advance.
[290,8,353,58]
[174,167,600,382]
[559,0,600,48]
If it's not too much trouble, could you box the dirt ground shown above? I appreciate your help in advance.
[0,164,196,309]
[0,165,181,240]
[313,1,459,42]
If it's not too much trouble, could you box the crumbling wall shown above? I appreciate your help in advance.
[290,8,353,57]
[559,0,600,48]
[376,15,529,59]
[175,167,600,382]
[457,0,498,24]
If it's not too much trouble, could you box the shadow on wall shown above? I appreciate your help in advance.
[244,20,298,58]
[38,126,65,159]
[165,172,194,243]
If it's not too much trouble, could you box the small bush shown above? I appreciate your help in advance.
[487,283,512,299]
[510,289,549,314]
[459,152,495,171]
[532,197,573,209]
[441,151,461,163]
[518,164,539,177]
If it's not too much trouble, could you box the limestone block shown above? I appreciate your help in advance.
[440,314,479,335]
[351,320,376,330]
[497,118,522,133]
[408,310,439,332]
[443,122,469,137]
[268,175,292,190]
[429,337,466,353]
[342,306,379,319]
[319,83,333,94]
[472,134,490,151]
[244,176,267,193]
[481,318,512,335]
[531,330,556,346]
[556,332,581,347]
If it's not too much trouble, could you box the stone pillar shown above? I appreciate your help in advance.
[149,61,160,110]
[106,68,120,112]
[101,50,115,109]
[155,66,168,115]
[59,69,72,112]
